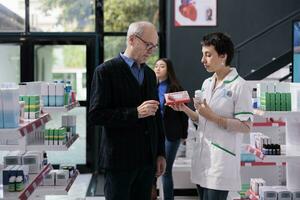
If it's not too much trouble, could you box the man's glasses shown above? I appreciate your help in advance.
[135,35,158,51]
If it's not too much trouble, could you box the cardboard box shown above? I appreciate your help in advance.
[164,91,190,105]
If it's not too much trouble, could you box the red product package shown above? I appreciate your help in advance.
[164,91,190,105]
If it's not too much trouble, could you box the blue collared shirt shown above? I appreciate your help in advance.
[120,53,144,85]
[158,80,168,116]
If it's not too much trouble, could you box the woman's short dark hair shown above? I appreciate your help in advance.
[156,58,183,92]
[201,32,234,66]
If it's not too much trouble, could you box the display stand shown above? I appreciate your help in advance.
[253,110,300,190]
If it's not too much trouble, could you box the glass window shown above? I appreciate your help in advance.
[34,44,87,165]
[104,0,159,32]
[0,0,25,32]
[0,44,20,83]
[104,36,126,61]
[104,36,159,68]
[30,0,95,32]
[293,21,300,82]
[34,45,87,101]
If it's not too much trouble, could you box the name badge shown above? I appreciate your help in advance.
[222,89,232,98]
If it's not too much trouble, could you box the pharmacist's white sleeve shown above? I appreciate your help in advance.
[234,82,254,122]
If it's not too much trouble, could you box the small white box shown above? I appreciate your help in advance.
[55,83,65,96]
[41,82,49,96]
[43,170,56,186]
[22,151,42,174]
[48,83,56,96]
[4,151,24,167]
[55,170,69,186]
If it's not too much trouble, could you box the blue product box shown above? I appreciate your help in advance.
[3,110,19,128]
[49,96,55,106]
[55,96,64,107]
[43,96,49,107]
[0,92,3,128]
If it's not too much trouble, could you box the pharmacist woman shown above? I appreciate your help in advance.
[169,32,253,200]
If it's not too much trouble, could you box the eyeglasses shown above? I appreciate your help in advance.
[134,34,158,51]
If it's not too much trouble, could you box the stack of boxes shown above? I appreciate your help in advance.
[43,80,74,107]
[2,150,44,192]
[44,127,67,146]
[257,82,291,111]
[42,169,69,186]
[19,81,75,108]
[3,165,29,192]
[43,115,77,145]
[62,115,76,138]
[0,84,19,128]
[20,96,40,119]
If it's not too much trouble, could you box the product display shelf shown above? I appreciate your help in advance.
[42,101,80,113]
[0,113,51,151]
[1,163,52,200]
[253,109,300,118]
[31,169,79,197]
[251,110,300,191]
[0,113,51,137]
[26,134,79,151]
[253,121,285,127]
[247,144,300,162]
[240,161,286,167]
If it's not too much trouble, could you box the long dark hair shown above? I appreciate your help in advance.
[156,58,183,92]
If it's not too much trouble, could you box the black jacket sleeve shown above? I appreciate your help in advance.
[88,65,138,127]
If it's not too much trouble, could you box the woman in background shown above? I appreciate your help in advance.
[153,58,188,200]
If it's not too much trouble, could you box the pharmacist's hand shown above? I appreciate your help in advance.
[192,98,202,110]
[168,103,187,112]
[196,99,216,121]
[155,156,166,177]
[137,100,159,118]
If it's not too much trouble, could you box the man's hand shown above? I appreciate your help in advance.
[137,100,159,118]
[155,156,166,177]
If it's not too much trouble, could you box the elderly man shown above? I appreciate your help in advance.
[89,21,166,200]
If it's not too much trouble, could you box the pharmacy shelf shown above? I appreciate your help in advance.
[31,170,79,197]
[0,113,51,137]
[42,101,80,113]
[172,157,288,170]
[241,161,286,167]
[247,145,300,162]
[254,109,300,118]
[26,134,79,151]
[253,121,285,127]
[0,113,52,151]
[19,164,52,200]
[1,164,52,200]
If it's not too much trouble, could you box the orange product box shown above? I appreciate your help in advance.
[164,91,190,105]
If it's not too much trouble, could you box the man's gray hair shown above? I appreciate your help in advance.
[127,21,154,39]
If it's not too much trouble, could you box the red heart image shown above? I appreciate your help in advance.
[179,4,197,21]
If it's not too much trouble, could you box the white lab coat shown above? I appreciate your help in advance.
[191,68,253,191]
